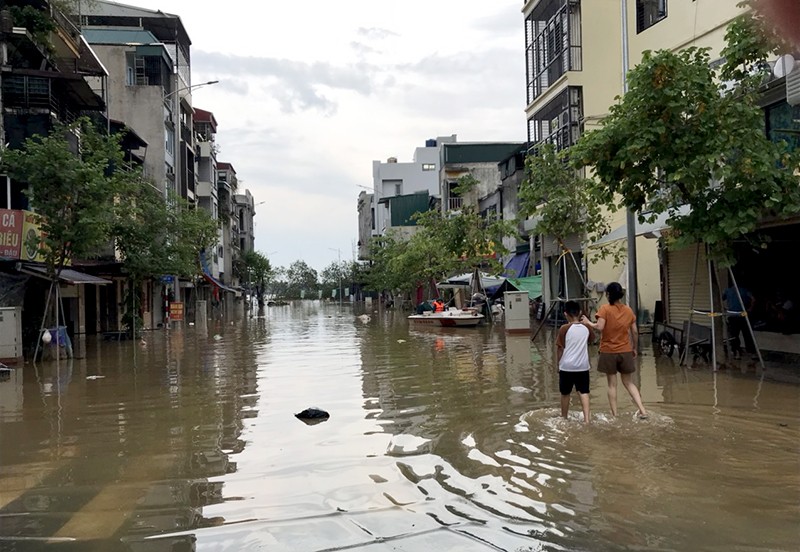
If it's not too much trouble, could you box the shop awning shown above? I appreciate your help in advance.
[19,264,112,285]
[202,273,237,293]
[438,272,506,292]
[199,250,237,293]
[590,205,691,247]
[490,275,543,302]
[502,251,530,278]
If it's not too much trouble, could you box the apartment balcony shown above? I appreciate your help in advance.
[447,197,463,211]
[527,86,583,153]
[196,180,217,198]
[525,0,582,105]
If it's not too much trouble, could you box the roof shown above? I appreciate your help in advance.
[443,143,525,165]
[82,27,160,45]
[82,1,191,49]
[193,108,218,132]
[217,162,236,173]
[19,264,112,285]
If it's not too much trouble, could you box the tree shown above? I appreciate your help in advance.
[570,37,800,265]
[111,183,218,335]
[518,143,612,260]
[4,117,126,278]
[365,177,518,299]
[320,259,350,299]
[242,251,272,307]
[285,260,318,299]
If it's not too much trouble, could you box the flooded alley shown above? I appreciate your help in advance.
[1,303,799,551]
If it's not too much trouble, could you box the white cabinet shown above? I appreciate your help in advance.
[0,307,23,362]
[504,291,531,334]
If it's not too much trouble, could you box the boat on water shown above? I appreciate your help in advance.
[407,307,484,327]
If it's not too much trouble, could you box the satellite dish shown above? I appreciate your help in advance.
[773,54,796,78]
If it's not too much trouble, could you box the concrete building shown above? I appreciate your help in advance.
[0,0,112,358]
[521,0,747,321]
[82,27,175,195]
[439,140,527,273]
[216,162,238,289]
[368,134,456,249]
[233,190,256,259]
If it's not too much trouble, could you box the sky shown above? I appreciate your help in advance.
[128,0,527,273]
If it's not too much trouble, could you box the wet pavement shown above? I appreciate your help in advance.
[0,302,798,551]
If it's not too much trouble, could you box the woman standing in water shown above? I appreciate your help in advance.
[581,282,648,419]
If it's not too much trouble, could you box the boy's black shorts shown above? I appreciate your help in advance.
[559,370,590,395]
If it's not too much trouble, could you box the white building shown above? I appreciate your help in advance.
[358,135,457,260]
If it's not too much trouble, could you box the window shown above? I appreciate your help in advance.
[636,0,667,33]
[422,163,435,171]
[525,0,583,103]
[218,245,224,259]
[382,179,402,197]
[165,128,175,156]
[527,86,583,153]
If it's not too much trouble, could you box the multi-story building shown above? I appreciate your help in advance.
[521,0,747,319]
[216,162,237,290]
[0,0,113,358]
[81,1,196,201]
[366,136,456,250]
[439,140,527,273]
[82,26,176,195]
[233,190,255,259]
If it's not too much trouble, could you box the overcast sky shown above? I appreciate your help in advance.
[127,0,527,273]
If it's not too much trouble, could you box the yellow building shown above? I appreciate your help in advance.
[522,0,746,321]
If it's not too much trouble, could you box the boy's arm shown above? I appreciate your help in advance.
[630,321,639,357]
[556,325,568,364]
[583,323,596,345]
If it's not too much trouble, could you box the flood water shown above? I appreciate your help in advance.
[1,302,799,551]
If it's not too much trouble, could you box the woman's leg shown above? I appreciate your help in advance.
[606,373,618,416]
[621,372,648,416]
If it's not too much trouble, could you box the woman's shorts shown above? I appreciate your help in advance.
[559,370,590,395]
[597,352,636,374]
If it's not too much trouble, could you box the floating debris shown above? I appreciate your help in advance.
[295,407,330,425]
[86,375,106,380]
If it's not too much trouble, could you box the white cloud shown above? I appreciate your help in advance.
[129,0,526,271]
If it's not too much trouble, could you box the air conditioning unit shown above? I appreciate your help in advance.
[786,68,800,106]
[166,167,175,178]
[560,111,570,128]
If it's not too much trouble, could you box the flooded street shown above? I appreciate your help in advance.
[1,303,799,551]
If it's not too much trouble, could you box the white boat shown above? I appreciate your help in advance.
[408,307,484,327]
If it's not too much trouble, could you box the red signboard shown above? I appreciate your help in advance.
[169,302,185,322]
[0,210,23,259]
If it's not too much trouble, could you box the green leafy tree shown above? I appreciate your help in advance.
[268,266,289,299]
[365,178,517,299]
[3,117,126,277]
[111,181,217,335]
[285,260,318,299]
[320,259,350,299]
[518,143,611,260]
[570,41,800,265]
[242,250,273,307]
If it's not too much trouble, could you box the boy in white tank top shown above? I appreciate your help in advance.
[556,301,594,423]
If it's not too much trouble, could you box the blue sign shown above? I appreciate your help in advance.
[161,275,175,283]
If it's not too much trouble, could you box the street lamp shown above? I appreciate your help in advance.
[329,247,343,308]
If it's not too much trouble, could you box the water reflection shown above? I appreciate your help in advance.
[0,304,797,551]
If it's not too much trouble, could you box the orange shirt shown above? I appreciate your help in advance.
[596,303,636,353]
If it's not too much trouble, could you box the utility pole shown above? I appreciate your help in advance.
[621,0,640,320]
